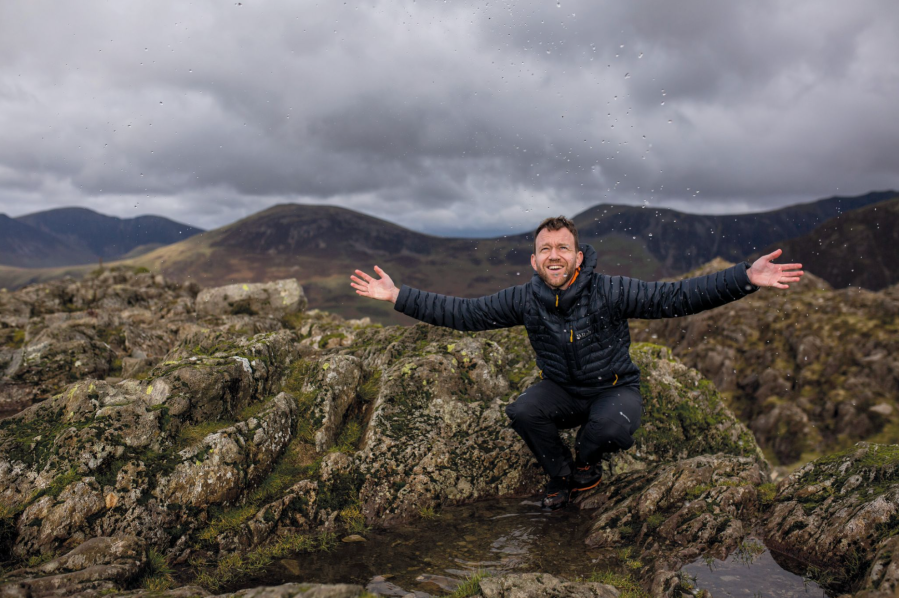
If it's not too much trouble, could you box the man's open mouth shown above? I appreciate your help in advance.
[547,265,564,271]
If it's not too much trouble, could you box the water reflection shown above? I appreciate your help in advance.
[681,538,828,598]
[253,500,827,597]
[264,498,602,596]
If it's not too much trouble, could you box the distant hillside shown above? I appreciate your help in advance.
[0,207,203,268]
[764,197,899,291]
[0,214,96,268]
[1,190,895,323]
[120,204,663,324]
[572,190,898,274]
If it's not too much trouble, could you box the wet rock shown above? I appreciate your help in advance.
[579,454,765,560]
[853,535,899,598]
[477,573,619,598]
[763,442,899,594]
[196,280,306,319]
[0,535,146,597]
[216,583,366,598]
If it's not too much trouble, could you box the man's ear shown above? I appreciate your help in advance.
[531,254,538,271]
[576,251,584,269]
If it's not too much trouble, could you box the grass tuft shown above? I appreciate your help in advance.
[585,570,649,598]
[192,531,336,591]
[448,569,490,598]
[138,548,175,591]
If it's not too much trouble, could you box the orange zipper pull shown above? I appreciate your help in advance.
[613,374,618,385]
[570,330,573,342]
[555,294,559,307]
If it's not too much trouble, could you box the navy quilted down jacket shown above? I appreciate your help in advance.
[394,244,759,395]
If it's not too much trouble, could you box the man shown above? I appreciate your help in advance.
[350,216,803,509]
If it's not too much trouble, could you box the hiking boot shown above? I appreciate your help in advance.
[540,476,570,510]
[571,462,602,493]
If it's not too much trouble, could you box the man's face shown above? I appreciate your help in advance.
[531,228,584,289]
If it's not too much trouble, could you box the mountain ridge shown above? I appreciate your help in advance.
[0,207,203,268]
[2,190,896,323]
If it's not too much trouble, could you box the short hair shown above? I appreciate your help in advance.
[534,216,579,252]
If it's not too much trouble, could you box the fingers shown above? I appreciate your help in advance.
[764,248,783,261]
[354,269,376,283]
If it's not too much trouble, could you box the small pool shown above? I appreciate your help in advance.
[242,499,827,597]
[680,538,828,598]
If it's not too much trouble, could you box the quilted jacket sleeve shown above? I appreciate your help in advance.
[393,284,527,331]
[607,261,760,320]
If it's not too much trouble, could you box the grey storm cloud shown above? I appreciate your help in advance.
[0,0,897,236]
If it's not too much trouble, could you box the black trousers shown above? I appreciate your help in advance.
[505,380,643,478]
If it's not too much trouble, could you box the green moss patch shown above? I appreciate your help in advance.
[192,531,337,592]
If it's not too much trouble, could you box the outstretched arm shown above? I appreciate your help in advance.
[610,249,802,320]
[351,266,525,331]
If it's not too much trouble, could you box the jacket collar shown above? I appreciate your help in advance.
[531,243,597,314]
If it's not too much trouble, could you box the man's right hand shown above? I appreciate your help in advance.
[350,266,400,304]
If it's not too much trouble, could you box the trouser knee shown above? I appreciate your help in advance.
[505,400,544,427]
[576,418,635,463]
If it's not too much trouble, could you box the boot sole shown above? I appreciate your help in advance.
[570,479,602,494]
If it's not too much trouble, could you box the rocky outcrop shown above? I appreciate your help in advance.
[196,280,307,319]
[477,573,618,598]
[3,270,898,598]
[763,443,899,596]
[0,535,146,597]
[630,258,899,468]
[0,268,200,413]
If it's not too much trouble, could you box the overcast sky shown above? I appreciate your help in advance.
[1,0,897,236]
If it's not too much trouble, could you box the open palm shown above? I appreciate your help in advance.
[350,266,399,302]
[747,249,804,289]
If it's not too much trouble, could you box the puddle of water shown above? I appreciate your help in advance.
[681,538,829,598]
[241,500,832,597]
[252,498,607,596]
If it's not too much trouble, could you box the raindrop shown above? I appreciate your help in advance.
[624,73,630,79]
[638,52,644,59]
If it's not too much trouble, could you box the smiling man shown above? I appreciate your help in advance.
[350,216,803,510]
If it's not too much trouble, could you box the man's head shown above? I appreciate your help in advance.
[531,216,584,290]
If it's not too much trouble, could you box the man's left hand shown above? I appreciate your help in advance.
[747,249,804,289]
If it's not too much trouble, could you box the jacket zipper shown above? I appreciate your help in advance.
[569,326,582,371]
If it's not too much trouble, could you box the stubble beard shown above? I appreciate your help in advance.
[538,259,577,290]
